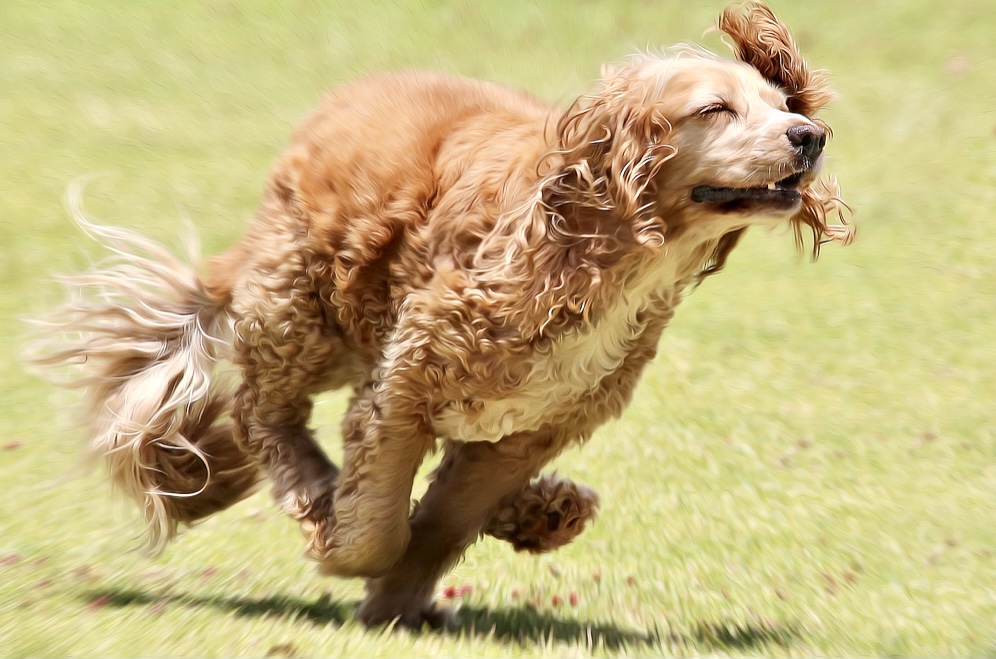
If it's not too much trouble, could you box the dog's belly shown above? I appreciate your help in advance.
[433,291,659,442]
[435,394,560,442]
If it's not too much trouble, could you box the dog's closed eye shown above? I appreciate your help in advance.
[696,102,737,118]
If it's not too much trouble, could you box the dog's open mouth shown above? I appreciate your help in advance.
[691,171,804,210]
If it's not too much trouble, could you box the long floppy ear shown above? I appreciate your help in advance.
[539,62,676,247]
[718,2,833,116]
[483,63,677,338]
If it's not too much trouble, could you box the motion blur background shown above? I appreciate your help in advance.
[1,1,994,656]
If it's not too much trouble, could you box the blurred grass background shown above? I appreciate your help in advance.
[1,0,994,656]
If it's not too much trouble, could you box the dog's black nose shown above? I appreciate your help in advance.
[787,124,826,162]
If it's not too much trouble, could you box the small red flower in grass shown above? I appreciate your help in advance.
[626,576,636,586]
[551,595,562,607]
[88,595,111,612]
[442,585,458,599]
[460,584,473,596]
[569,592,579,606]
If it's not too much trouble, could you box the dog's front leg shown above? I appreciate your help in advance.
[357,430,566,628]
[313,374,436,578]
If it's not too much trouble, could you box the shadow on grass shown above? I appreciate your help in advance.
[86,588,797,652]
[458,603,797,652]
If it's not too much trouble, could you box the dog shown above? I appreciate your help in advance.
[28,2,852,628]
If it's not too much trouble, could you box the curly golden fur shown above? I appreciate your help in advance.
[27,3,851,628]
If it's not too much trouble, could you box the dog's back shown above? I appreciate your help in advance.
[204,71,552,317]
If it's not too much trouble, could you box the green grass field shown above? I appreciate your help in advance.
[1,0,994,656]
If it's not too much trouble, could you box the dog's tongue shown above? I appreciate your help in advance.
[691,185,801,203]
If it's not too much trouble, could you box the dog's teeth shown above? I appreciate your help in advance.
[767,182,776,190]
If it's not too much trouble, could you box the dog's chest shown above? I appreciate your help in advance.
[434,280,672,442]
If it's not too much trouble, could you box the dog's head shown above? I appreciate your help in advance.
[542,2,851,273]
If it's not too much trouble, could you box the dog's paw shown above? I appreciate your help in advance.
[312,518,410,579]
[486,475,600,553]
[314,541,404,579]
[309,489,412,578]
[358,589,459,630]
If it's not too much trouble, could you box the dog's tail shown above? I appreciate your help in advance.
[25,185,260,551]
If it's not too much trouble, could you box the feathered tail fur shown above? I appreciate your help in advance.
[25,186,260,550]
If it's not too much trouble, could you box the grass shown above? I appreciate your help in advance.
[1,0,994,656]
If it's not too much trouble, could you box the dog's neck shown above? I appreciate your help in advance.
[483,197,742,341]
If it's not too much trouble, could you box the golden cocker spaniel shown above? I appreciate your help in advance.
[30,2,852,628]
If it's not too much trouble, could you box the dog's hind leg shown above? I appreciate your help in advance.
[484,475,600,553]
[356,431,565,629]
[229,229,346,564]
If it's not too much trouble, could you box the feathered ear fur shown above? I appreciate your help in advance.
[718,2,834,116]
[540,61,677,248]
[474,63,679,339]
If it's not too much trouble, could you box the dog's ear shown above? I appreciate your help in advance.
[494,66,676,338]
[540,64,676,247]
[718,2,833,116]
